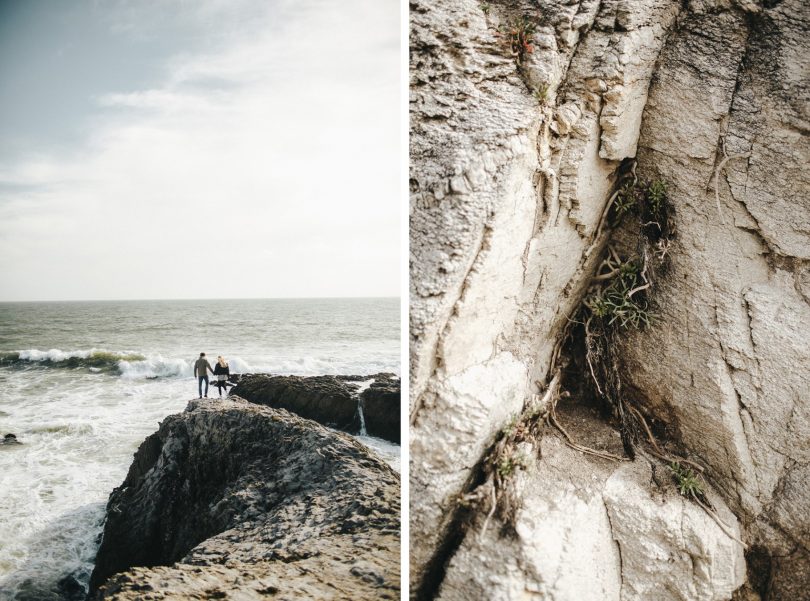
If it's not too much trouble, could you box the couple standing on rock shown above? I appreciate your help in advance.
[193,352,232,398]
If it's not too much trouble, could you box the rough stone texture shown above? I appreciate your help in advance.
[90,397,400,600]
[410,0,681,590]
[362,377,402,443]
[231,373,401,443]
[410,0,808,598]
[437,406,745,601]
[615,0,810,597]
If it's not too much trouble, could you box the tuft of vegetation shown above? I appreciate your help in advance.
[501,414,518,436]
[480,3,490,15]
[614,180,642,217]
[669,461,706,499]
[645,179,667,221]
[611,178,670,240]
[533,84,550,105]
[585,260,651,330]
[501,16,536,64]
[497,452,529,478]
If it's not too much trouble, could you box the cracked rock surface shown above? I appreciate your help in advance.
[437,406,745,601]
[232,372,401,443]
[89,397,400,600]
[410,0,808,598]
[618,0,810,597]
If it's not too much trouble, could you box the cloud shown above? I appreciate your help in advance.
[0,0,400,301]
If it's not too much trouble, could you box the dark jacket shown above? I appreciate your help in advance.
[213,363,230,376]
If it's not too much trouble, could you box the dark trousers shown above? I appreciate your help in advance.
[198,375,209,397]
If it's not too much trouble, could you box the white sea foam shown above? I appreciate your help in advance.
[353,433,400,472]
[18,348,92,362]
[0,299,399,598]
[4,348,398,380]
[117,355,190,379]
[0,374,191,598]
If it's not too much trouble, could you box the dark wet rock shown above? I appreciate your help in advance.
[57,574,86,601]
[2,433,21,445]
[360,376,401,444]
[4,572,85,601]
[230,374,360,431]
[231,373,401,443]
[89,397,400,600]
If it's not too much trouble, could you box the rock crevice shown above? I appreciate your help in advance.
[410,0,809,598]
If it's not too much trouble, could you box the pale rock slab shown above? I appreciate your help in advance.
[604,463,746,601]
[410,1,682,590]
[437,430,744,601]
[618,0,810,594]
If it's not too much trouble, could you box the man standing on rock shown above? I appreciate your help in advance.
[194,352,214,398]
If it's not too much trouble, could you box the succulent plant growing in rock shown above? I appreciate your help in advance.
[669,461,706,499]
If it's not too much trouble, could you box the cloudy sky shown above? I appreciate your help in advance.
[0,0,400,301]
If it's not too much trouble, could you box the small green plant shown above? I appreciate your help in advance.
[480,2,490,15]
[533,84,550,105]
[669,462,705,498]
[497,452,529,478]
[614,180,641,217]
[502,16,536,63]
[612,178,668,227]
[501,415,518,436]
[585,261,651,329]
[646,180,667,216]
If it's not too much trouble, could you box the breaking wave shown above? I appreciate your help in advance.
[0,349,188,379]
[0,349,398,380]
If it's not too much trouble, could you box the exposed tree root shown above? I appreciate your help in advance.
[631,409,747,549]
[712,137,751,225]
[477,483,498,542]
[629,406,706,474]
[587,162,638,259]
[464,167,743,551]
[548,407,629,462]
[694,495,748,550]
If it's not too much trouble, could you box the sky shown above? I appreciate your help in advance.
[0,0,400,301]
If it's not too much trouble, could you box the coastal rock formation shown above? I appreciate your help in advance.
[89,397,400,600]
[232,373,401,443]
[616,2,810,597]
[362,378,402,443]
[1,433,22,446]
[438,407,745,601]
[410,0,808,598]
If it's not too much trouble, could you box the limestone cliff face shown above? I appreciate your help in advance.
[410,0,808,599]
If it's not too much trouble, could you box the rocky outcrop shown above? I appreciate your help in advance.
[362,378,402,443]
[89,397,400,600]
[231,373,401,443]
[410,0,808,598]
[615,2,810,597]
[438,406,745,601]
[1,433,22,446]
[231,374,359,431]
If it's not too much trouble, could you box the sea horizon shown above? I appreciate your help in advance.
[0,296,400,598]
[0,295,400,304]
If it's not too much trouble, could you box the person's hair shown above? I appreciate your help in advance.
[200,352,205,357]
[218,356,227,367]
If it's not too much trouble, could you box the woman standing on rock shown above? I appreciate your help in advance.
[213,356,230,397]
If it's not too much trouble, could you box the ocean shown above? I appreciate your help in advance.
[0,298,400,600]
